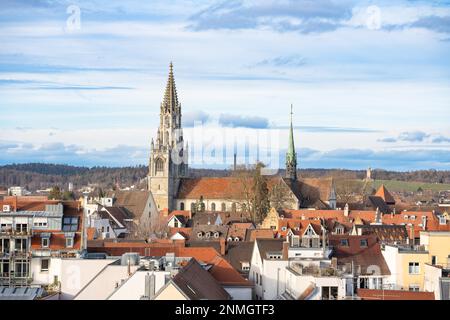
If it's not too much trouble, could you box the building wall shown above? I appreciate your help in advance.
[424,264,442,300]
[224,286,253,300]
[262,260,288,300]
[74,264,139,300]
[420,231,450,266]
[59,258,116,300]
[399,251,429,291]
[108,270,169,300]
[154,283,187,300]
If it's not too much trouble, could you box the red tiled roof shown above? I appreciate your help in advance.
[245,229,275,241]
[375,185,396,204]
[358,289,434,300]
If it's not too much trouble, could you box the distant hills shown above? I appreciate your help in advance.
[0,163,449,193]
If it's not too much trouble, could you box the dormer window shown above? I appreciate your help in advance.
[234,237,240,242]
[410,215,416,220]
[205,232,211,239]
[360,239,368,248]
[227,237,233,242]
[403,215,409,220]
[42,238,49,248]
[213,232,220,238]
[281,227,287,231]
[197,232,203,238]
[66,237,74,248]
[340,239,349,246]
[439,216,447,225]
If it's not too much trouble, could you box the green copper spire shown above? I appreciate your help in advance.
[286,104,297,181]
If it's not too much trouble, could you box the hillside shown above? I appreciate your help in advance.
[0,163,449,193]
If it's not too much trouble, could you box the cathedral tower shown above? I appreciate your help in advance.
[286,104,297,181]
[148,63,188,211]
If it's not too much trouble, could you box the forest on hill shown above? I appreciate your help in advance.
[0,163,449,192]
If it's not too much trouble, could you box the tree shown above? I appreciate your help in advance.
[48,186,62,200]
[269,180,295,210]
[251,162,270,224]
[127,213,169,240]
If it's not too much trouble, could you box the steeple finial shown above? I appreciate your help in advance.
[286,104,297,181]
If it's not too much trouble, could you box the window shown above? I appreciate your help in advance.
[63,217,79,232]
[431,256,437,265]
[322,286,338,300]
[221,203,226,211]
[214,232,220,238]
[106,226,110,233]
[231,203,237,212]
[180,202,185,210]
[335,227,344,235]
[211,203,216,212]
[259,275,262,286]
[439,216,446,225]
[41,259,49,272]
[191,203,196,212]
[66,237,74,248]
[408,262,420,274]
[174,219,179,228]
[281,226,287,231]
[409,285,420,292]
[155,158,164,174]
[360,239,368,247]
[41,238,49,248]
[340,239,349,246]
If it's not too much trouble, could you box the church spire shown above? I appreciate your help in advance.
[162,61,179,114]
[286,104,297,181]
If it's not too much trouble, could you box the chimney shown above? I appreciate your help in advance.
[219,237,226,256]
[421,215,427,231]
[410,225,415,246]
[145,273,156,300]
[344,203,349,217]
[282,240,289,260]
[13,196,18,212]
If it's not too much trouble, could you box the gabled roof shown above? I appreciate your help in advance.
[375,185,396,205]
[169,258,231,300]
[256,239,285,260]
[224,241,254,275]
[245,228,275,241]
[105,190,151,220]
[367,196,390,214]
[176,176,333,208]
[329,235,390,275]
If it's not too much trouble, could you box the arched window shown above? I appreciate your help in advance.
[155,158,164,174]
[221,203,226,211]
[180,202,185,210]
[231,203,237,212]
[191,203,196,212]
[211,203,216,212]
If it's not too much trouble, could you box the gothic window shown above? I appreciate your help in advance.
[211,203,216,212]
[155,158,164,174]
[165,131,169,145]
[180,202,185,210]
[221,203,226,211]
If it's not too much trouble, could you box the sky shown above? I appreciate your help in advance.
[0,0,450,171]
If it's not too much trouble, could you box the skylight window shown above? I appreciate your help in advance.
[62,217,78,232]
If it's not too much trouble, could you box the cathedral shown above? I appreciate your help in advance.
[148,63,336,212]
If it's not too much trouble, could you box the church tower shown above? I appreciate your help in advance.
[286,104,297,181]
[148,63,188,211]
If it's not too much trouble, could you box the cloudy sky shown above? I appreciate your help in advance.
[1,0,449,170]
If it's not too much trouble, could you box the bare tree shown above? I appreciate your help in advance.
[269,180,295,210]
[127,213,169,240]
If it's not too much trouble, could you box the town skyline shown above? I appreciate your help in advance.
[1,0,449,170]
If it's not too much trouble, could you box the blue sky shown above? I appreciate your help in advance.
[0,0,449,170]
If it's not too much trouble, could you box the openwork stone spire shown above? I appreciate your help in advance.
[162,62,180,114]
[286,104,297,181]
